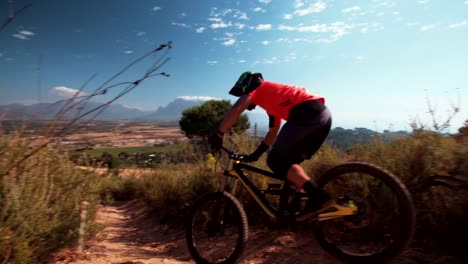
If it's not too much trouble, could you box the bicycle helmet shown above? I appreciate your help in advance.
[229,71,263,97]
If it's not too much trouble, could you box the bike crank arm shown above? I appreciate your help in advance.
[317,202,358,221]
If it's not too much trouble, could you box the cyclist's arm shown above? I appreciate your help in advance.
[218,94,252,134]
[263,115,280,146]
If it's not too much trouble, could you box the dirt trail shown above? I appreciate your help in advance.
[67,201,466,264]
[70,201,190,264]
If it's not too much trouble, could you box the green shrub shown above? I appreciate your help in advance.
[96,175,141,203]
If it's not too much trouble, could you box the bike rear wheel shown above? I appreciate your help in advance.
[312,162,416,263]
[186,191,248,264]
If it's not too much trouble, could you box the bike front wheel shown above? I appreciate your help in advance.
[186,191,248,264]
[312,162,416,263]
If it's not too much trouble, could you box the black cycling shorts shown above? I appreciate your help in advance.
[267,100,332,179]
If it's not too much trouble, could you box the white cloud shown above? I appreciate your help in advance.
[352,22,384,33]
[235,11,249,20]
[12,30,35,40]
[12,34,28,40]
[253,7,266,12]
[124,50,133,54]
[465,0,468,4]
[294,1,327,16]
[449,21,467,29]
[208,8,249,31]
[255,24,272,31]
[284,53,297,62]
[253,56,280,65]
[279,21,349,33]
[207,61,218,65]
[342,6,361,13]
[19,30,35,36]
[210,8,234,18]
[210,20,231,29]
[234,23,246,29]
[377,1,396,8]
[283,14,293,20]
[51,86,86,98]
[223,38,236,46]
[417,0,430,4]
[152,6,161,11]
[278,22,352,42]
[136,32,146,36]
[259,0,272,4]
[420,24,436,31]
[208,17,222,22]
[294,0,305,8]
[196,27,205,33]
[178,96,219,101]
[261,40,270,45]
[172,22,191,28]
[238,60,246,63]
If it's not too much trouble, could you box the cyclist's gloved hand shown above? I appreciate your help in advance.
[242,141,269,162]
[208,130,224,152]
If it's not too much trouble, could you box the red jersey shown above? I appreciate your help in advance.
[248,81,325,126]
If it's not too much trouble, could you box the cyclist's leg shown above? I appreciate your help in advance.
[297,113,333,210]
[267,104,332,210]
[266,121,309,186]
[267,101,331,179]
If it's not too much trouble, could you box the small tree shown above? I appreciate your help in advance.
[179,100,250,138]
[458,119,468,137]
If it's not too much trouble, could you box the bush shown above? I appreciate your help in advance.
[96,151,217,224]
[348,130,468,246]
[0,134,100,263]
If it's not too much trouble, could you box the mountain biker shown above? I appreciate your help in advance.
[209,71,333,214]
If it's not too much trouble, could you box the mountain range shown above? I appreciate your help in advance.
[0,97,209,122]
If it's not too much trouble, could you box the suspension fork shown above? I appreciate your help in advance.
[218,159,233,192]
[219,159,240,196]
[211,159,239,228]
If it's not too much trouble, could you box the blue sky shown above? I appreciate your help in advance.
[0,0,467,131]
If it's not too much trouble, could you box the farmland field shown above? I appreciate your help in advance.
[81,145,183,157]
[0,120,187,149]
[2,120,191,168]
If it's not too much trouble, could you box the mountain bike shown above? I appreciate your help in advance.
[185,146,416,264]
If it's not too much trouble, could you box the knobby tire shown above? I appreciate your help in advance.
[311,162,416,263]
[186,191,248,264]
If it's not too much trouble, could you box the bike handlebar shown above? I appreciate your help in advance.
[220,146,233,154]
[219,146,244,162]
